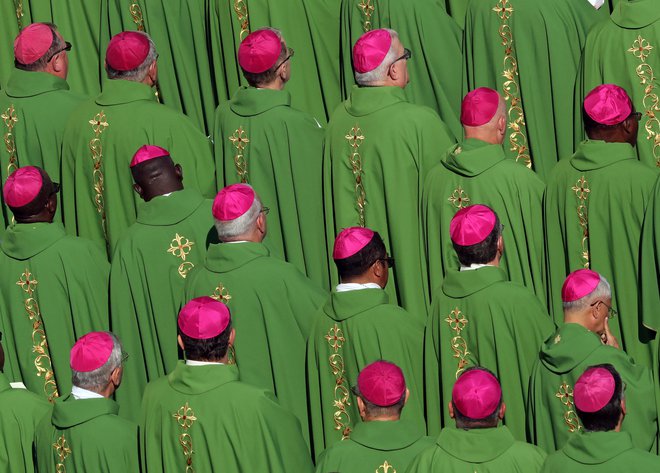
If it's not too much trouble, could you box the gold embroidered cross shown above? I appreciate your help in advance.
[377,461,397,473]
[555,382,574,407]
[448,186,470,209]
[628,36,654,62]
[358,0,375,32]
[325,324,345,352]
[345,126,365,149]
[445,308,468,334]
[572,176,590,200]
[53,435,71,464]
[16,269,38,296]
[89,112,109,135]
[492,0,513,20]
[229,127,250,152]
[173,402,197,430]
[1,105,18,128]
[168,234,195,261]
[211,283,232,303]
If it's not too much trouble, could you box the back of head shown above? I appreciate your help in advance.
[583,84,638,145]
[178,297,232,362]
[4,166,58,223]
[562,269,611,315]
[212,184,263,242]
[70,332,123,394]
[14,22,65,73]
[574,364,624,432]
[353,29,399,86]
[333,227,387,280]
[130,145,182,201]
[451,367,503,429]
[354,360,407,420]
[238,28,288,87]
[461,87,506,144]
[105,31,157,82]
[450,204,502,267]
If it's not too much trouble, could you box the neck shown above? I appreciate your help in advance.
[257,80,284,91]
[464,130,501,145]
[143,183,183,202]
[363,414,400,422]
[15,215,52,224]
[563,311,593,332]
[340,275,382,287]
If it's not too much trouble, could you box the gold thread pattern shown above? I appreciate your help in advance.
[88,111,109,241]
[173,402,197,472]
[345,125,367,227]
[555,382,581,433]
[2,105,19,174]
[129,1,146,31]
[14,0,24,30]
[448,186,471,209]
[358,0,375,32]
[53,435,71,473]
[325,323,352,440]
[492,0,531,168]
[445,308,470,379]
[209,284,236,365]
[168,233,195,279]
[572,175,590,268]
[229,127,250,183]
[233,0,250,41]
[376,461,396,473]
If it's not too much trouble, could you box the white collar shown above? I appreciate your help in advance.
[71,385,105,400]
[224,240,249,244]
[459,263,493,272]
[185,360,225,366]
[335,282,382,293]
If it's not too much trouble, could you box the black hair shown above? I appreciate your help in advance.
[180,321,232,362]
[334,231,387,279]
[8,168,57,221]
[575,363,624,432]
[583,107,623,138]
[452,215,502,266]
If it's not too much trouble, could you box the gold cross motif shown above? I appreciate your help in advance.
[448,186,471,209]
[325,324,346,352]
[16,269,38,296]
[211,283,232,303]
[445,308,468,335]
[572,176,590,200]
[89,112,109,135]
[492,0,513,20]
[173,402,198,430]
[345,126,365,149]
[53,434,71,472]
[358,0,375,32]
[1,105,18,128]
[377,461,397,473]
[168,234,195,261]
[229,127,250,152]
[628,35,654,62]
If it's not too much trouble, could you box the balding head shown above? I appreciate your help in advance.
[463,93,507,144]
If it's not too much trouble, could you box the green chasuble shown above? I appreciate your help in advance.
[422,138,546,302]
[110,189,214,422]
[544,140,659,369]
[527,323,658,453]
[306,288,425,458]
[0,223,109,401]
[340,0,463,139]
[0,373,50,473]
[424,266,554,440]
[576,0,660,168]
[463,0,610,179]
[214,86,329,287]
[541,431,660,473]
[182,241,327,442]
[0,69,85,225]
[0,3,28,89]
[35,395,139,472]
[406,426,547,473]
[324,86,455,320]
[141,362,314,472]
[60,79,215,257]
[314,419,434,473]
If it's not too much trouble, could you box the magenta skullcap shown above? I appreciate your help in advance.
[238,29,282,74]
[449,204,497,246]
[461,87,501,127]
[14,23,54,65]
[4,166,44,208]
[70,332,114,372]
[561,269,601,303]
[333,227,375,259]
[584,84,632,126]
[452,369,502,419]
[106,31,150,71]
[353,29,392,74]
[212,184,256,221]
[130,145,170,167]
[178,296,231,340]
[357,360,406,407]
[574,367,616,413]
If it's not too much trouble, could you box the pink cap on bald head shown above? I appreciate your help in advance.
[353,29,392,74]
[4,166,44,208]
[357,360,406,407]
[574,367,616,413]
[130,145,170,167]
[452,368,502,419]
[561,269,601,303]
[178,296,231,340]
[14,23,54,65]
[333,227,375,259]
[106,31,150,71]
[584,84,632,126]
[212,184,256,221]
[450,204,497,246]
[461,87,500,127]
[70,332,114,372]
[238,29,282,74]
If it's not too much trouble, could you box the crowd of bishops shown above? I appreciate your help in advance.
[0,0,659,471]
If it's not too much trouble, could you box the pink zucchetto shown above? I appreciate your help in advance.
[106,31,150,71]
[561,269,601,303]
[178,296,231,340]
[353,29,392,74]
[212,184,256,221]
[461,87,501,127]
[130,145,170,167]
[574,367,616,413]
[14,23,53,65]
[584,84,632,126]
[4,166,43,208]
[238,29,282,74]
[452,368,502,419]
[333,227,375,260]
[357,360,406,407]
[70,332,114,372]
[449,204,497,246]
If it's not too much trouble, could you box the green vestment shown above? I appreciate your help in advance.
[422,138,546,302]
[406,426,547,473]
[306,288,425,458]
[110,189,214,422]
[324,86,455,320]
[0,223,109,401]
[527,323,658,453]
[35,395,139,472]
[0,3,27,89]
[424,266,554,440]
[0,373,50,473]
[182,241,327,442]
[60,79,215,257]
[214,86,329,287]
[544,140,659,368]
[140,362,314,472]
[315,419,434,473]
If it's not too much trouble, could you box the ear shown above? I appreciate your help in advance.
[497,115,507,135]
[147,61,158,85]
[174,163,183,182]
[372,258,385,279]
[46,193,58,214]
[110,366,123,387]
[389,62,400,82]
[499,402,506,420]
[356,396,367,419]
[403,388,410,406]
[177,334,185,351]
[133,183,144,197]
[497,234,504,254]
[448,401,456,419]
[256,212,267,234]
[228,328,236,346]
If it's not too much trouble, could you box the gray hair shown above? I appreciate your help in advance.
[563,275,612,313]
[214,190,262,241]
[106,32,157,82]
[354,29,399,86]
[71,332,123,391]
[15,23,65,72]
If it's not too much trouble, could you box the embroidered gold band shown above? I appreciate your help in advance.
[229,127,250,183]
[173,402,197,472]
[445,308,470,379]
[345,125,367,227]
[572,175,590,268]
[325,323,352,440]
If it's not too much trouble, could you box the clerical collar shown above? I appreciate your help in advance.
[336,282,382,292]
[459,263,494,272]
[186,360,225,366]
[224,240,249,244]
[71,385,105,400]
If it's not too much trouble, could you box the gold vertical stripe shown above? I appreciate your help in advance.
[572,175,590,268]
[14,0,24,30]
[555,382,581,433]
[167,233,195,279]
[358,0,375,32]
[345,125,367,227]
[325,323,352,440]
[1,105,19,175]
[229,127,250,183]
[129,1,146,31]
[53,435,71,473]
[173,402,197,472]
[234,0,250,41]
[88,111,109,242]
[445,308,470,379]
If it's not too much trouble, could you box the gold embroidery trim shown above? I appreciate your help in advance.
[229,127,250,183]
[53,435,71,473]
[445,308,470,379]
[14,0,24,30]
[627,35,660,167]
[325,323,352,440]
[345,125,367,227]
[555,382,581,433]
[88,111,109,241]
[129,1,146,31]
[168,233,195,279]
[16,269,59,402]
[173,402,197,472]
[1,105,19,175]
[210,284,236,365]
[233,0,250,41]
[358,0,375,32]
[376,461,396,473]
[492,0,531,168]
[448,186,471,209]
[572,175,590,268]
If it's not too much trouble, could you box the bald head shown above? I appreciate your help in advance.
[463,95,507,145]
[131,156,183,202]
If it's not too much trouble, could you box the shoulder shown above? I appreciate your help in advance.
[54,235,108,261]
[1,387,51,414]
[497,160,545,184]
[510,440,547,460]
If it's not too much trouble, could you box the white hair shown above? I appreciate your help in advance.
[106,32,158,82]
[71,332,123,391]
[563,275,612,313]
[354,29,399,86]
[215,192,262,241]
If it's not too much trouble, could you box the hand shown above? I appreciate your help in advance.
[601,319,620,349]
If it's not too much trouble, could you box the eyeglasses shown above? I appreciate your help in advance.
[121,352,130,365]
[378,256,395,268]
[390,48,411,68]
[629,111,642,122]
[275,47,294,71]
[45,41,72,63]
[590,300,617,319]
[261,206,270,215]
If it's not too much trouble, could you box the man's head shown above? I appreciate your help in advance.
[333,227,392,288]
[177,296,235,363]
[583,84,639,146]
[449,367,505,429]
[4,166,59,223]
[562,269,613,337]
[14,23,70,80]
[353,360,409,422]
[461,87,507,145]
[130,145,183,202]
[574,364,625,432]
[238,28,292,89]
[70,332,124,398]
[212,183,266,242]
[105,31,158,86]
[353,29,409,89]
[450,204,503,267]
